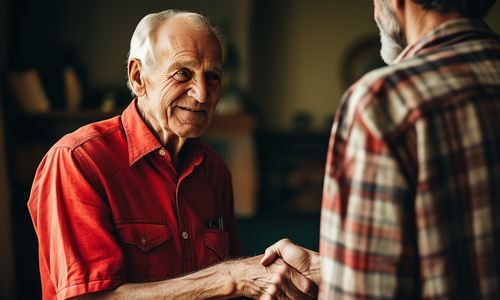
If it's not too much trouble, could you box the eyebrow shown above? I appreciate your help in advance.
[207,65,225,75]
[170,60,224,75]
[170,60,197,72]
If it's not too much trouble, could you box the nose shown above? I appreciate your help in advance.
[187,78,209,103]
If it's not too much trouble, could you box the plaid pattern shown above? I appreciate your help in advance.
[319,19,500,299]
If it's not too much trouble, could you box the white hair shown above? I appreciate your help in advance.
[126,10,220,94]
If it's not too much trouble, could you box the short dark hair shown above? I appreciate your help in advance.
[412,0,497,18]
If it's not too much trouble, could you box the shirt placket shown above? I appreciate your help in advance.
[156,147,194,274]
[176,162,198,273]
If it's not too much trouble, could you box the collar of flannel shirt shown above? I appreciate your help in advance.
[394,18,499,64]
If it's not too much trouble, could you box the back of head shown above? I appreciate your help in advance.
[412,0,497,18]
[126,9,219,94]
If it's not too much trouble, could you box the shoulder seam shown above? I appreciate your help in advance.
[56,126,123,151]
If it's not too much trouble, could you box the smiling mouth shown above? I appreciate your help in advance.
[179,106,204,112]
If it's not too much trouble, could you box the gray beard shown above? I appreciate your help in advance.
[375,2,408,65]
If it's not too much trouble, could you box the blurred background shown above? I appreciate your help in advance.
[1,0,500,298]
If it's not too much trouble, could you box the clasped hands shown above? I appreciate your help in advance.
[243,238,321,300]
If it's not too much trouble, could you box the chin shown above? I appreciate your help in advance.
[177,125,208,139]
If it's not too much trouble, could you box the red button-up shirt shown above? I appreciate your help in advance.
[28,99,242,300]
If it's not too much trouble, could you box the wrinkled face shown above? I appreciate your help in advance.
[141,18,223,140]
[374,0,408,64]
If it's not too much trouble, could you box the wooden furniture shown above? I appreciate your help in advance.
[202,113,259,217]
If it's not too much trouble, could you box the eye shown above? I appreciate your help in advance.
[172,70,192,82]
[206,73,222,86]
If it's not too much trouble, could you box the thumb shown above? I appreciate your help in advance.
[260,247,279,266]
[261,238,294,266]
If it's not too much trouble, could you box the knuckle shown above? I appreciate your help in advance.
[275,265,289,277]
[297,279,318,299]
[267,284,279,296]
[275,275,286,285]
[277,238,291,247]
[302,280,316,296]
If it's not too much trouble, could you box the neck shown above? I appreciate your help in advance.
[136,99,187,170]
[403,1,462,45]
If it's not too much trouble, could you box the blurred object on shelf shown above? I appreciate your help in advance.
[63,65,83,111]
[61,48,87,111]
[7,69,50,114]
[285,159,324,214]
[100,91,117,113]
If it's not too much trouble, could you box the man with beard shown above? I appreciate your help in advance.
[261,0,500,299]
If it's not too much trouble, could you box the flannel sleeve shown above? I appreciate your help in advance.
[319,96,418,299]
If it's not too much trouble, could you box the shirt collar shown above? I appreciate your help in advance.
[121,99,206,166]
[394,18,499,64]
[181,138,207,170]
[122,99,161,165]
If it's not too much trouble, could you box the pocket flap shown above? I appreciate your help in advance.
[202,228,229,259]
[116,222,172,252]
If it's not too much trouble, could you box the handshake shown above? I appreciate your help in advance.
[69,239,322,300]
[231,238,322,300]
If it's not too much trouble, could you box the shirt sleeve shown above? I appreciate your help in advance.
[319,96,418,299]
[28,146,126,300]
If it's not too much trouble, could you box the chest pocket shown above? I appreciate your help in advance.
[116,222,174,282]
[202,228,230,266]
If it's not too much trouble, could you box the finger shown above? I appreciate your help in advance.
[273,288,290,300]
[259,295,277,300]
[281,281,314,300]
[261,247,279,266]
[261,239,293,265]
[270,259,316,300]
[274,241,315,276]
[288,268,318,299]
[262,284,281,300]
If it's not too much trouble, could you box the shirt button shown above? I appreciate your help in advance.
[141,237,147,245]
[159,149,166,156]
[182,231,189,239]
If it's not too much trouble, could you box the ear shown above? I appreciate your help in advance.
[389,0,406,28]
[387,0,405,10]
[128,58,146,97]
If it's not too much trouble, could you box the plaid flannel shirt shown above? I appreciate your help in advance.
[320,18,500,299]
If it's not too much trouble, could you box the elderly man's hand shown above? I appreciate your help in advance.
[67,251,318,300]
[230,254,318,300]
[261,239,321,286]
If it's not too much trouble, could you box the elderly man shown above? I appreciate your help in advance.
[28,10,316,300]
[263,0,500,299]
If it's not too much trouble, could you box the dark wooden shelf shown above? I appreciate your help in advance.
[15,108,124,122]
